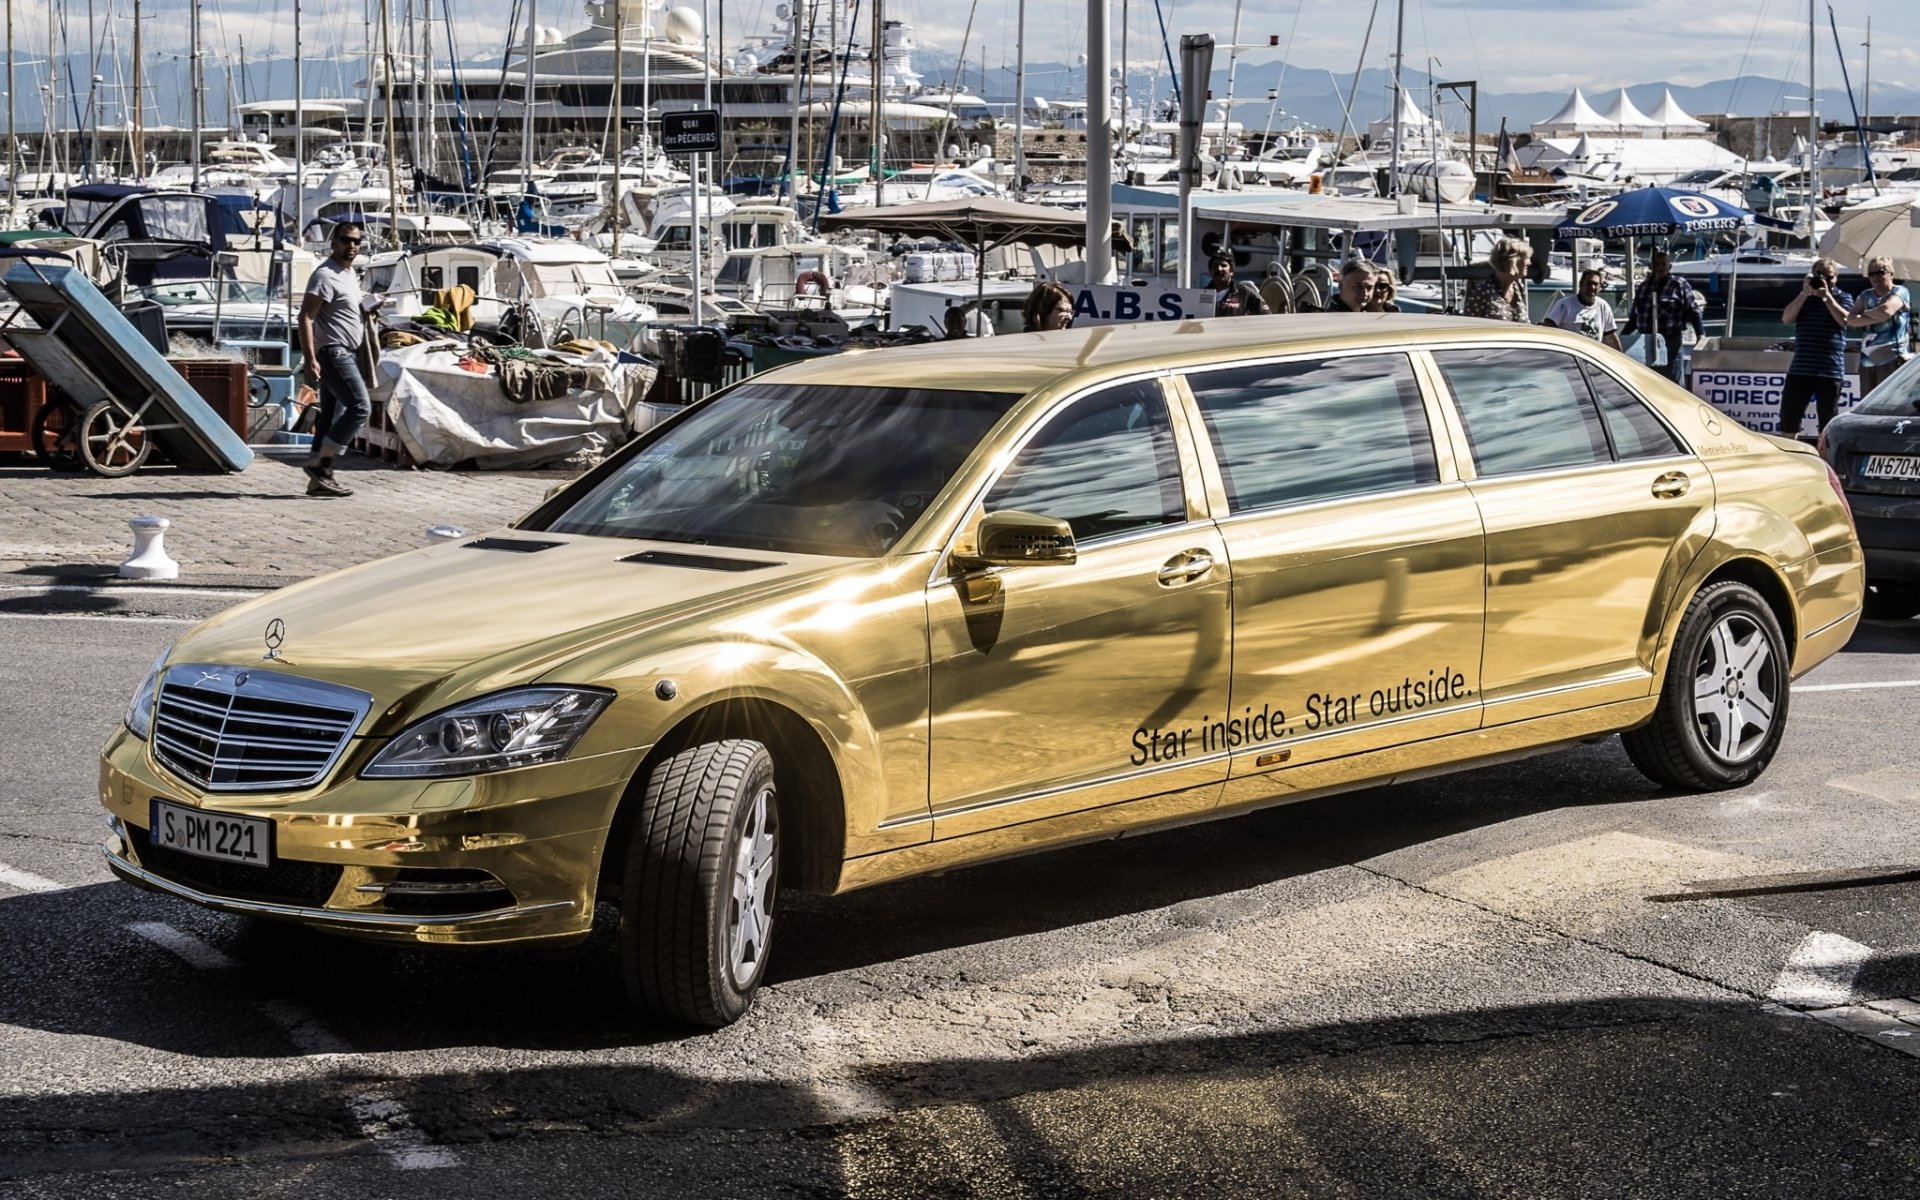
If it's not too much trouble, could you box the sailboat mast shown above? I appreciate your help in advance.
[190,0,202,189]
[520,0,536,178]
[1388,0,1404,198]
[612,0,622,258]
[1806,0,1817,222]
[382,0,400,213]
[1013,0,1025,189]
[871,0,883,207]
[8,0,18,191]
[131,0,142,174]
[294,0,304,242]
[786,0,800,196]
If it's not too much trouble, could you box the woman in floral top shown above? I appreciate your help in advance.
[1464,238,1533,323]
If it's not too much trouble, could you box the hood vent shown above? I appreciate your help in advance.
[622,550,783,572]
[464,537,564,553]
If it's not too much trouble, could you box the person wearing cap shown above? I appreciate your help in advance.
[1205,251,1269,316]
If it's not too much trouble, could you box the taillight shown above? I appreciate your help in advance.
[1824,460,1857,537]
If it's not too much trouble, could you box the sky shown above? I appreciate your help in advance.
[11,0,1910,116]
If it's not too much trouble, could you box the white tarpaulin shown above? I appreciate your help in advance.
[376,341,667,469]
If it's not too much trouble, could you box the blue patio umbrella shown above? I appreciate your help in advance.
[1555,187,1755,374]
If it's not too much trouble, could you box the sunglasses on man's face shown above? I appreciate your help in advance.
[336,238,364,247]
[1870,269,1891,277]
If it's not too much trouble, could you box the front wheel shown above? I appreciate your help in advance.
[619,739,780,1027]
[1622,580,1789,791]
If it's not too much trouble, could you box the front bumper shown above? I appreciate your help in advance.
[98,726,644,946]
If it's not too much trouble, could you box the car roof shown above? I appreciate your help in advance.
[761,314,1582,396]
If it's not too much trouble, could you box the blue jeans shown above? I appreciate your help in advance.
[314,344,371,453]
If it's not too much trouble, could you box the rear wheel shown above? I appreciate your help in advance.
[1623,580,1789,791]
[619,739,780,1027]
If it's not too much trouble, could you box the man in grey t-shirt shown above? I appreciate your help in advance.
[298,222,372,497]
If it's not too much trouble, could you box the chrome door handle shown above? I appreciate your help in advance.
[1651,470,1691,499]
[1156,550,1215,585]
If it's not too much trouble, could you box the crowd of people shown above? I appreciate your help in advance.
[961,241,1914,435]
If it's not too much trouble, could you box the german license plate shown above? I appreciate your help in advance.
[149,798,272,867]
[1861,455,1920,480]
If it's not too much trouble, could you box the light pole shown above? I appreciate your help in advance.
[1084,0,1112,285]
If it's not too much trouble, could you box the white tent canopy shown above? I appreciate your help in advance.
[1532,88,1612,137]
[1367,87,1442,151]
[1644,89,1708,134]
[1597,89,1659,131]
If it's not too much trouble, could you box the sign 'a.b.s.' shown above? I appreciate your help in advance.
[1072,284,1216,326]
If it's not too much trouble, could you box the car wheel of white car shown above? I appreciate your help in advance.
[619,739,780,1027]
[1623,581,1789,791]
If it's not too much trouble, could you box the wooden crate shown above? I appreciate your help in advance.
[0,358,49,454]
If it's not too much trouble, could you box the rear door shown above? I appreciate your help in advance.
[1179,351,1487,801]
[1428,346,1715,724]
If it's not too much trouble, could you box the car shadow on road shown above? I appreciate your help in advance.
[5,980,1920,1196]
[0,741,1668,1062]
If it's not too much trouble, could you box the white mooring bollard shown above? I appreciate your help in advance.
[119,516,179,581]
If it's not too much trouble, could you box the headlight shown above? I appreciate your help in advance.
[361,687,615,778]
[125,646,172,740]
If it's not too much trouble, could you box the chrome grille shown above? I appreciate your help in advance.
[151,665,373,792]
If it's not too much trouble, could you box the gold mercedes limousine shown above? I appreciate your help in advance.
[100,315,1863,1026]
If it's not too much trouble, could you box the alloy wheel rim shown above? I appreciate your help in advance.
[726,784,778,989]
[1690,613,1778,763]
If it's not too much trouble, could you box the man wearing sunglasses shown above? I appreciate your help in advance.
[297,222,372,497]
[1843,256,1910,397]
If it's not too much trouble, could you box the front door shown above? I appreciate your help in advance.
[927,379,1233,840]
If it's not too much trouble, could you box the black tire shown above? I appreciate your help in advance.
[78,400,152,477]
[1863,584,1920,621]
[1622,580,1790,791]
[619,739,780,1027]
[30,401,86,472]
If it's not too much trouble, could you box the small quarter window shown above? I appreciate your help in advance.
[1583,362,1685,460]
[985,381,1186,542]
[1186,353,1437,513]
[1432,348,1611,476]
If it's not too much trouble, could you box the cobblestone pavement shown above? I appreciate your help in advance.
[0,450,568,582]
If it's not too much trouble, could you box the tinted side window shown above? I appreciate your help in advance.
[1582,362,1686,460]
[1187,353,1437,513]
[985,381,1185,542]
[1432,348,1611,476]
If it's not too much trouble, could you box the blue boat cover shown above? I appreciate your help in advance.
[3,261,253,471]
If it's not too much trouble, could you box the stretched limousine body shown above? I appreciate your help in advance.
[100,316,1864,1025]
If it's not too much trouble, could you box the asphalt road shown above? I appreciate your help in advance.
[3,583,1919,1199]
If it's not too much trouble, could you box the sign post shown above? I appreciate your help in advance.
[664,109,722,318]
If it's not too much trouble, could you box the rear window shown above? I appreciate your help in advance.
[1854,360,1920,416]
[1185,354,1438,512]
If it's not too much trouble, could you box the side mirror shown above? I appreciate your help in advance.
[970,510,1077,567]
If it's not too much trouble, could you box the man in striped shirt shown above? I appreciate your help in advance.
[1778,257,1853,440]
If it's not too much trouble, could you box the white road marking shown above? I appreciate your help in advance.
[1797,679,1920,693]
[1763,932,1920,1060]
[0,863,65,893]
[127,921,237,970]
[1768,931,1871,1009]
[255,1000,459,1170]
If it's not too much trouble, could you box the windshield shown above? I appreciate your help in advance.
[538,383,1022,556]
[1854,362,1920,415]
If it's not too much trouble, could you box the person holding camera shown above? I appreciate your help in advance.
[1778,257,1853,438]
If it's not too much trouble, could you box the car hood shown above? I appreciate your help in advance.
[168,533,847,720]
